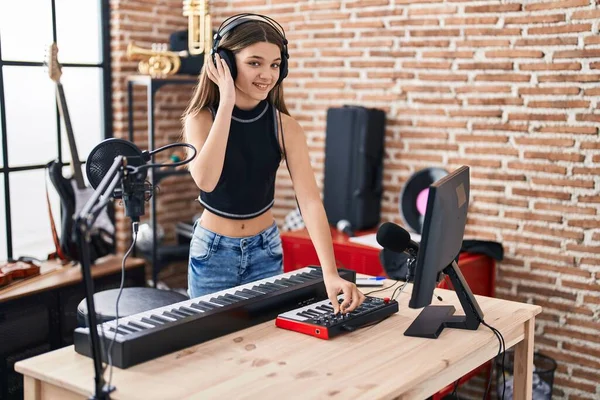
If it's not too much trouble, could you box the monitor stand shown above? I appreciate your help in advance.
[404,260,484,339]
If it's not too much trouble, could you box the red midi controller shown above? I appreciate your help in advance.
[276,296,398,339]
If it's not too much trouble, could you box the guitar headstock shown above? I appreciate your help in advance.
[45,42,62,83]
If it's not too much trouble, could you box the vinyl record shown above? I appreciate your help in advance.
[399,167,448,233]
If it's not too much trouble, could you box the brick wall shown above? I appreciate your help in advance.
[110,1,600,398]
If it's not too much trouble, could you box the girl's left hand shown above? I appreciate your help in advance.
[324,274,365,314]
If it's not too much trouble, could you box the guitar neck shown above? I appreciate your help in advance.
[55,83,85,189]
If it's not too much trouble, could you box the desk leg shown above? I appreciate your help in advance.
[513,317,535,400]
[23,376,41,400]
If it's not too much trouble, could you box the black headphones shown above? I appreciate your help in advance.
[211,13,289,85]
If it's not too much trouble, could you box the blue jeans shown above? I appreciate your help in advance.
[187,220,284,298]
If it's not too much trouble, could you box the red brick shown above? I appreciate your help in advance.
[524,0,589,11]
[519,87,580,95]
[515,137,575,147]
[528,24,591,35]
[444,16,498,25]
[509,113,567,121]
[554,50,600,59]
[534,125,597,134]
[410,29,460,37]
[465,4,522,12]
[524,151,584,162]
[572,8,600,19]
[475,73,530,82]
[505,14,565,24]
[519,62,581,71]
[507,161,567,175]
[515,37,578,46]
[458,62,513,70]
[408,6,456,15]
[512,187,572,200]
[486,50,544,58]
[529,100,590,108]
[464,28,522,36]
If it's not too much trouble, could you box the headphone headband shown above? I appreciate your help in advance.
[212,13,288,57]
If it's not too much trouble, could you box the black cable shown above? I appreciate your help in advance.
[480,319,506,400]
[135,142,197,171]
[363,279,401,296]
[104,221,138,388]
[451,378,460,399]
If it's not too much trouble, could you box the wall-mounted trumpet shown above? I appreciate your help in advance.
[182,0,212,56]
[127,42,187,78]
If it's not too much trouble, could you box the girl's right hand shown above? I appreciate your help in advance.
[206,53,236,108]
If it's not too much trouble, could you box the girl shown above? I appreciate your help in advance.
[182,14,364,314]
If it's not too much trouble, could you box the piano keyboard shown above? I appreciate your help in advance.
[276,295,398,339]
[74,266,355,368]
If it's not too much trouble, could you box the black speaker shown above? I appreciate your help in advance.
[323,105,386,231]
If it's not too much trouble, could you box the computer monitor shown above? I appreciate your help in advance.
[404,165,484,339]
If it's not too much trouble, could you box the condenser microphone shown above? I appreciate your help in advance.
[336,219,354,237]
[376,222,419,254]
[86,139,152,222]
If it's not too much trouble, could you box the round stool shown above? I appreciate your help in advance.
[77,287,188,327]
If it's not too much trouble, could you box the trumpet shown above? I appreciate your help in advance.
[182,0,211,56]
[127,42,186,78]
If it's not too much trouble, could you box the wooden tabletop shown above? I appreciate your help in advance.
[0,255,145,303]
[15,279,541,400]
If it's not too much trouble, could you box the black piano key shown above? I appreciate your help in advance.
[150,314,171,324]
[163,311,183,320]
[297,272,319,280]
[289,275,311,283]
[322,305,335,312]
[316,305,332,313]
[109,326,131,335]
[233,290,254,299]
[196,301,219,310]
[273,279,295,287]
[210,297,232,306]
[297,311,314,319]
[263,282,285,290]
[255,284,277,293]
[141,317,163,326]
[118,324,140,333]
[179,306,201,314]
[170,309,192,318]
[304,309,323,317]
[308,268,323,275]
[240,288,263,297]
[190,303,212,312]
[223,293,246,302]
[128,321,149,330]
[284,277,307,285]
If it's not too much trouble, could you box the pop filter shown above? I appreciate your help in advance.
[400,167,447,233]
[86,138,150,189]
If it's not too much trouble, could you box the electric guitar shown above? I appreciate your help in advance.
[45,43,115,262]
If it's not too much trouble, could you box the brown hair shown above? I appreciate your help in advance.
[182,19,289,122]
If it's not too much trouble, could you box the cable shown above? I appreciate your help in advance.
[105,221,138,389]
[451,378,460,399]
[134,142,197,171]
[480,319,506,400]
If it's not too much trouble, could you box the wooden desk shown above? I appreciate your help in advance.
[15,280,541,400]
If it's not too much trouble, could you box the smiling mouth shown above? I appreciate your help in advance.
[253,83,269,90]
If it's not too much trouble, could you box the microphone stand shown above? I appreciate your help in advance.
[74,155,127,400]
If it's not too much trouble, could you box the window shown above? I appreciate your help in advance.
[0,0,112,260]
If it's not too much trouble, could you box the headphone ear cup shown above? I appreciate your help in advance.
[277,55,288,85]
[217,48,237,80]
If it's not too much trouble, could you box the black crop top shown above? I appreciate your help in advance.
[198,100,282,219]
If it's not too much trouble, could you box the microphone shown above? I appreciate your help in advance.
[376,222,419,254]
[336,219,354,237]
[376,222,420,281]
[86,139,153,222]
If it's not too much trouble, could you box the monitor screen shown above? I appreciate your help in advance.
[409,165,470,309]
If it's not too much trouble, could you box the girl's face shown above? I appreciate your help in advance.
[234,41,282,106]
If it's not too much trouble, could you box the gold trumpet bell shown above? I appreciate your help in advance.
[127,42,182,78]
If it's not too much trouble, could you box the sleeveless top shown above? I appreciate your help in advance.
[198,100,282,219]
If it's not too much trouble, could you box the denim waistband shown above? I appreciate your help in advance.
[194,220,279,250]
